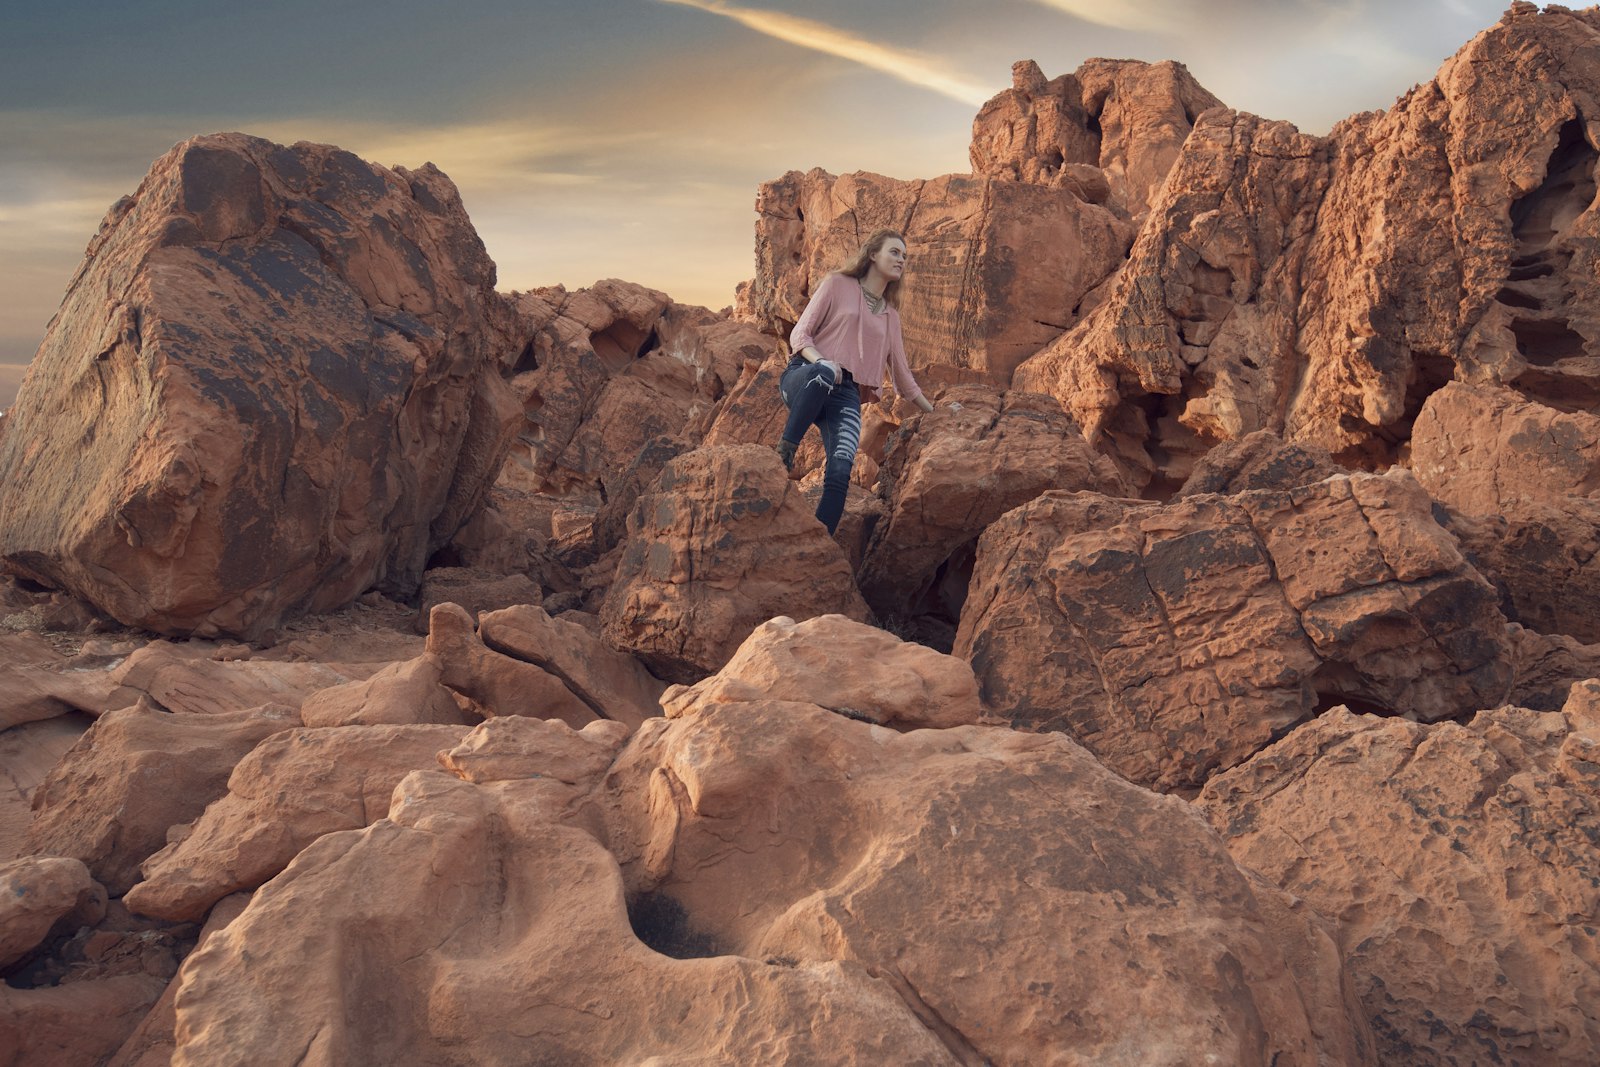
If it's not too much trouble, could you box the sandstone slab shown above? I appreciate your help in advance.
[660,614,985,730]
[22,702,300,894]
[1414,381,1600,642]
[478,604,665,729]
[125,724,468,922]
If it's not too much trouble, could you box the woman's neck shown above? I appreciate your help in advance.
[861,267,890,297]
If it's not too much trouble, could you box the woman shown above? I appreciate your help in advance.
[778,228,950,535]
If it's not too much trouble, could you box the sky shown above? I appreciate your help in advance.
[0,0,1514,375]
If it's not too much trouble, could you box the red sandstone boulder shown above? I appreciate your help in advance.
[1177,429,1344,498]
[124,724,469,922]
[22,702,300,894]
[1200,691,1600,1066]
[745,169,1131,385]
[1413,381,1600,642]
[425,603,597,726]
[956,470,1514,791]
[660,614,986,730]
[0,856,106,969]
[477,604,665,730]
[856,386,1130,629]
[600,445,872,683]
[297,654,470,728]
[0,133,521,640]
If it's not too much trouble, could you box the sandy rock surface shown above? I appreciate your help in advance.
[160,691,1372,1066]
[0,132,520,639]
[1200,689,1600,1066]
[125,724,469,922]
[660,614,985,730]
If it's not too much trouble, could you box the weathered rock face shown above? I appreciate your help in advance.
[1014,109,1330,490]
[971,58,1226,224]
[956,470,1513,791]
[1413,380,1600,642]
[22,703,301,895]
[856,386,1130,628]
[600,703,1375,1066]
[1015,6,1600,485]
[501,283,774,501]
[660,614,986,730]
[0,132,521,639]
[0,974,170,1067]
[124,724,468,922]
[600,445,872,683]
[744,169,1132,385]
[156,686,1373,1065]
[1199,691,1600,1067]
[1176,429,1343,498]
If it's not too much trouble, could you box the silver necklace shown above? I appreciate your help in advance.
[860,281,885,314]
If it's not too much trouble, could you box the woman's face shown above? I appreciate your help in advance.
[870,238,907,281]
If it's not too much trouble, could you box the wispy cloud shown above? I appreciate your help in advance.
[654,0,992,106]
[1022,0,1200,33]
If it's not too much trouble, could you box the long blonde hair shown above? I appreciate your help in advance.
[834,228,906,310]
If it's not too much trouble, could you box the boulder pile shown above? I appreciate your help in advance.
[4,5,1600,1065]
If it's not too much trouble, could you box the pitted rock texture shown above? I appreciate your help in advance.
[501,282,772,501]
[856,386,1130,628]
[744,168,1131,385]
[1414,380,1600,642]
[1199,692,1600,1067]
[955,470,1513,791]
[22,702,301,895]
[1014,109,1330,490]
[971,57,1225,223]
[600,445,871,683]
[159,692,1373,1065]
[0,132,521,639]
[660,614,985,730]
[125,724,469,922]
[1014,7,1600,484]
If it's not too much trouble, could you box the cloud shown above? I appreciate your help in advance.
[654,0,992,106]
[1022,0,1200,33]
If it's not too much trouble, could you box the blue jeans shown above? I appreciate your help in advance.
[779,355,861,535]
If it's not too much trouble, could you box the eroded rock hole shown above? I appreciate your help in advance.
[627,892,720,960]
[1509,117,1598,253]
[590,322,656,375]
[1510,316,1587,366]
[512,339,538,374]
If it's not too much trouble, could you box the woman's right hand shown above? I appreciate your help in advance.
[816,359,842,385]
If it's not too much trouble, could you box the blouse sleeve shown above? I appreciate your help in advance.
[886,312,924,405]
[789,273,841,355]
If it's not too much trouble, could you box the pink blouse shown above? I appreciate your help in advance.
[789,273,924,405]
